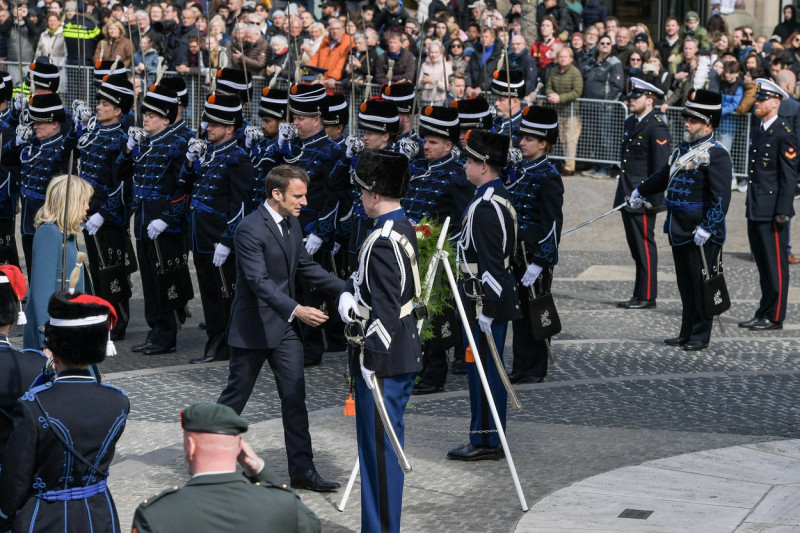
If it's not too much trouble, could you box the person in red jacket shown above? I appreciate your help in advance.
[308,18,351,89]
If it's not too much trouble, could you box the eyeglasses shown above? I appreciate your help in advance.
[451,43,463,48]
[599,41,612,46]
[630,57,642,62]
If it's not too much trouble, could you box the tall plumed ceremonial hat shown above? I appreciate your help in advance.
[520,105,559,143]
[258,87,287,119]
[159,76,189,108]
[181,402,248,435]
[491,68,525,99]
[627,77,664,99]
[464,129,509,168]
[682,88,722,128]
[93,60,127,87]
[203,94,243,128]
[96,74,134,114]
[289,83,328,117]
[754,78,790,101]
[353,149,411,198]
[380,81,415,113]
[143,83,179,122]
[323,92,348,126]
[0,71,12,101]
[419,105,460,144]
[44,291,119,362]
[28,60,60,92]
[215,68,252,102]
[28,93,66,123]
[453,96,493,130]
[0,264,27,325]
[358,97,399,133]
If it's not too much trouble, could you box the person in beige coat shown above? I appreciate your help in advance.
[92,20,133,67]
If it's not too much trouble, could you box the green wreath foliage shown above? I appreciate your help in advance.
[414,217,458,342]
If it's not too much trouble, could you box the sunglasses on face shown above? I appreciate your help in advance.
[451,43,462,48]
[599,41,612,46]
[630,57,642,62]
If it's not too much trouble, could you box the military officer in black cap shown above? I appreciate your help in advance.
[408,105,475,394]
[247,87,287,210]
[160,76,194,142]
[2,92,73,277]
[131,402,321,533]
[634,89,732,351]
[615,78,671,310]
[322,92,348,144]
[507,105,564,384]
[181,94,254,364]
[492,69,525,147]
[80,74,135,341]
[448,130,520,461]
[120,82,190,355]
[337,149,421,533]
[0,73,20,267]
[738,79,799,331]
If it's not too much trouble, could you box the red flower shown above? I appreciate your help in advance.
[414,224,432,239]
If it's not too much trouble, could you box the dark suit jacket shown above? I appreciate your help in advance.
[227,204,345,350]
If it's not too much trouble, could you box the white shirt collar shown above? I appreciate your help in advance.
[761,114,779,131]
[263,201,288,232]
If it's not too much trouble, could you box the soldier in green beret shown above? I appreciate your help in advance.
[131,402,321,533]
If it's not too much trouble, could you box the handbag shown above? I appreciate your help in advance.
[527,289,562,341]
[699,245,730,317]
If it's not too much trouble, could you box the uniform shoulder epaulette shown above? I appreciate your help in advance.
[655,115,663,123]
[20,381,52,401]
[138,486,180,508]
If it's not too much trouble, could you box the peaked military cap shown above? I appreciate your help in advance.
[159,76,189,108]
[464,129,509,168]
[754,78,789,101]
[358,97,399,133]
[28,92,66,123]
[323,92,348,126]
[97,74,134,114]
[353,149,410,198]
[419,105,460,144]
[258,87,287,119]
[627,77,664,99]
[454,96,493,130]
[289,83,328,117]
[181,402,248,435]
[299,64,328,82]
[491,68,525,99]
[380,81,415,113]
[682,89,722,128]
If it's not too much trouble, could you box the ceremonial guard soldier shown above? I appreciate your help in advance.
[492,70,524,146]
[449,130,520,461]
[0,291,129,533]
[323,92,348,143]
[0,73,20,267]
[214,68,253,147]
[160,77,194,142]
[456,95,495,147]
[247,87,287,209]
[615,78,671,310]
[381,81,427,173]
[738,79,798,331]
[80,74,135,341]
[407,105,474,394]
[2,93,74,277]
[122,83,189,355]
[0,265,45,467]
[634,89,732,351]
[507,106,564,384]
[181,94,254,364]
[338,149,422,533]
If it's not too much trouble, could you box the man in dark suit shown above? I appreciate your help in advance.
[615,78,671,310]
[738,79,798,331]
[217,164,345,492]
[131,402,321,533]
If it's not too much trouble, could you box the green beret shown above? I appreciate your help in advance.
[180,402,248,435]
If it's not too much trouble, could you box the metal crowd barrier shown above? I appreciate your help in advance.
[6,61,754,178]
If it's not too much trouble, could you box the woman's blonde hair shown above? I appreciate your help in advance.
[103,19,125,38]
[35,175,93,234]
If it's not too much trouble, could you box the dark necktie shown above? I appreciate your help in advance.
[280,217,291,246]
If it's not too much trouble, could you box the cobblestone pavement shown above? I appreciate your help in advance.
[36,176,800,531]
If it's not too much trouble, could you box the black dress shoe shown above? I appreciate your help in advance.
[616,298,636,308]
[199,322,206,330]
[447,444,504,461]
[516,375,545,384]
[290,469,340,492]
[189,354,216,364]
[413,383,443,395]
[664,337,688,347]
[303,359,321,368]
[132,342,152,353]
[110,331,126,341]
[682,341,708,351]
[738,316,762,328]
[624,299,656,309]
[748,317,783,331]
[508,372,523,384]
[451,361,467,375]
[143,345,177,355]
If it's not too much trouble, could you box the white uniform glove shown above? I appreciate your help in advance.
[521,263,543,287]
[126,126,148,151]
[361,364,375,389]
[305,233,323,255]
[15,124,32,146]
[213,243,231,267]
[507,147,523,167]
[396,137,419,160]
[338,291,360,324]
[478,313,493,336]
[693,226,711,246]
[244,125,264,149]
[147,219,168,240]
[344,135,364,158]
[200,121,208,132]
[72,100,91,128]
[187,138,208,163]
[85,213,104,235]
[13,93,26,112]
[628,188,644,209]
[278,123,297,149]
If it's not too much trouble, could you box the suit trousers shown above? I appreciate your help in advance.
[217,324,314,477]
[355,371,415,533]
[193,251,235,359]
[672,242,719,344]
[512,268,552,379]
[464,320,508,448]
[621,210,658,301]
[748,219,789,323]
[136,236,185,348]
